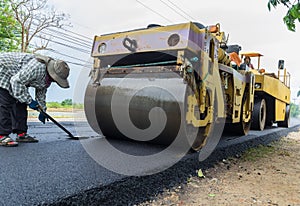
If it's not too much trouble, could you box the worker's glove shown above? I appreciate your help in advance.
[38,112,48,124]
[28,100,39,110]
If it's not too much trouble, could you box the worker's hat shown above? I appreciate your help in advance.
[47,60,70,88]
[35,55,70,88]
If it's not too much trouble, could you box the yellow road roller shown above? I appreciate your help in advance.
[84,22,287,151]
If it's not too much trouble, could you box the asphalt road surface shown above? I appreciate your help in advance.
[1,119,299,206]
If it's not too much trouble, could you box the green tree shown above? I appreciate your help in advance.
[0,0,21,51]
[290,103,300,117]
[9,0,70,52]
[61,99,72,106]
[268,0,300,31]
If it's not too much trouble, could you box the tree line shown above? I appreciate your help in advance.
[46,99,83,109]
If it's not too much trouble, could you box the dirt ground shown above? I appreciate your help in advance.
[140,129,300,206]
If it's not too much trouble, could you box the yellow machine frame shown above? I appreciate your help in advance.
[240,52,291,124]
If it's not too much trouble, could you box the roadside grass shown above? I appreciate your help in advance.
[27,101,84,118]
[242,144,276,161]
[241,140,291,162]
[28,114,74,118]
[46,102,83,109]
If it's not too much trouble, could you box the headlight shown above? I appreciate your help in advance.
[168,34,180,47]
[255,83,261,89]
[98,43,107,54]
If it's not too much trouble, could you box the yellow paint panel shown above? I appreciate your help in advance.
[190,22,206,34]
[92,22,199,57]
[186,95,212,127]
[275,99,286,121]
[95,22,192,41]
[255,74,290,104]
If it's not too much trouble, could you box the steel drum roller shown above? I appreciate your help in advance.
[84,73,195,146]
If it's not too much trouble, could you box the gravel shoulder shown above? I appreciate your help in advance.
[139,129,300,206]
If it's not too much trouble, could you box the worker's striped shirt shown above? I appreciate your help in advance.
[0,52,47,109]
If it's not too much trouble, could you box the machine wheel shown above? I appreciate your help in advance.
[235,97,251,135]
[191,125,212,151]
[226,94,251,136]
[190,93,214,151]
[277,105,290,128]
[190,89,227,151]
[251,98,266,131]
[265,106,274,127]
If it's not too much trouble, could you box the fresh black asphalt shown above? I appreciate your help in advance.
[1,119,299,206]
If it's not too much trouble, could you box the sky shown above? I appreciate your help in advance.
[41,0,299,103]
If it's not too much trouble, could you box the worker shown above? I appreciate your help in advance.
[240,56,254,71]
[0,52,70,147]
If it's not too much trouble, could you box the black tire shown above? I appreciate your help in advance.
[251,98,266,131]
[277,105,290,128]
[226,95,251,136]
[236,99,251,135]
[184,87,209,151]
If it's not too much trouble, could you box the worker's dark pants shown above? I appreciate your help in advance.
[0,88,28,136]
